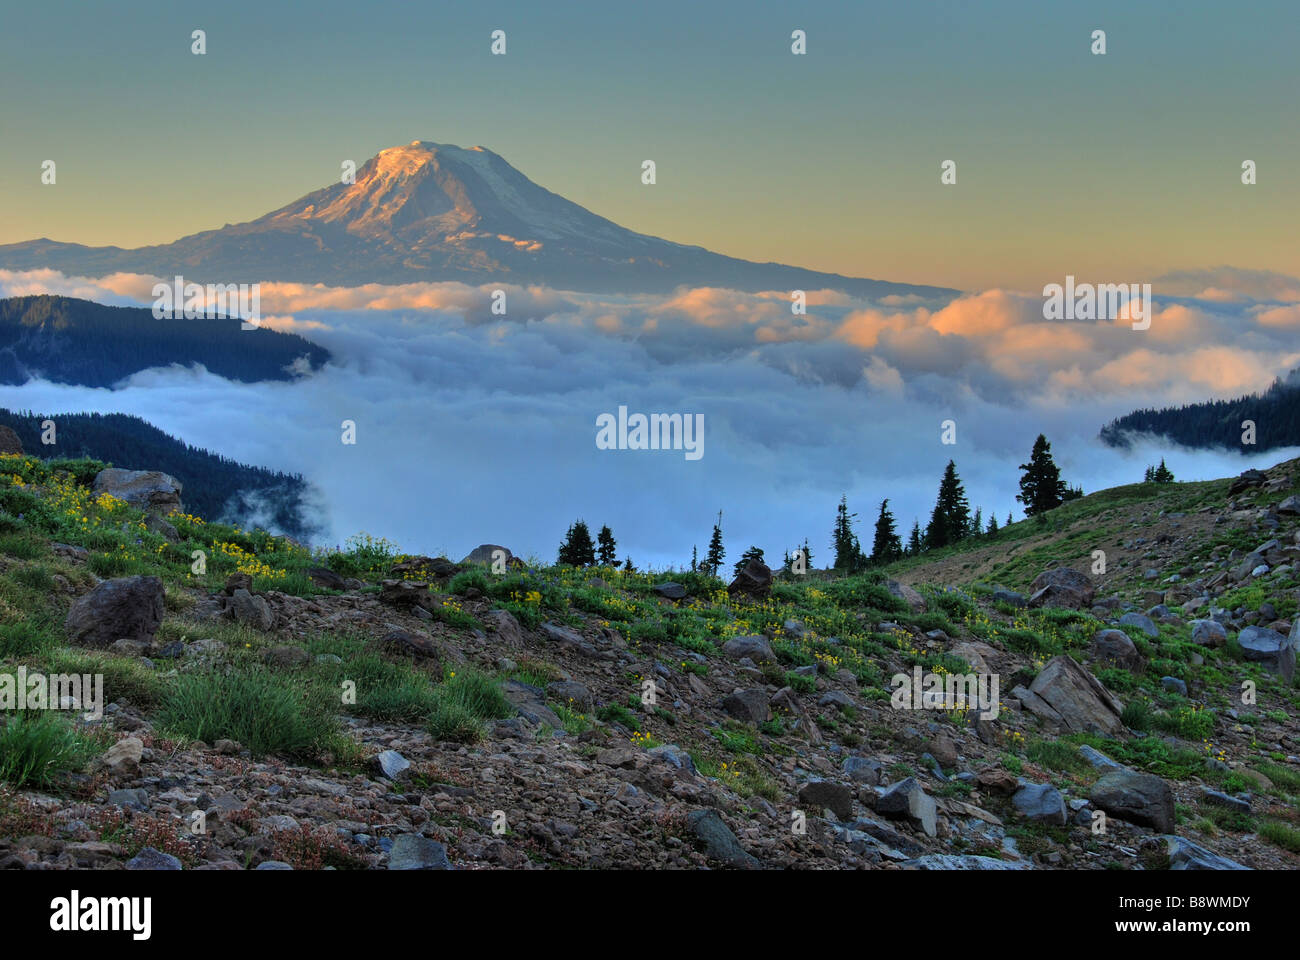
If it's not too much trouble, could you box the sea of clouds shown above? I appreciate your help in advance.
[1,267,1298,569]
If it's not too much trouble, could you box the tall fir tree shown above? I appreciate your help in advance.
[986,512,999,536]
[907,520,923,555]
[558,520,596,566]
[833,496,863,571]
[970,506,983,539]
[690,544,698,572]
[596,525,617,566]
[869,499,903,564]
[925,460,971,548]
[1152,458,1175,483]
[704,511,725,576]
[1017,434,1067,516]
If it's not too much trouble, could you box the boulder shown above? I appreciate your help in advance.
[546,680,594,712]
[991,587,1027,608]
[1020,654,1124,735]
[722,688,771,725]
[1164,836,1250,870]
[797,779,854,820]
[460,544,513,567]
[721,635,777,663]
[842,756,883,785]
[876,777,938,837]
[1190,619,1227,647]
[387,835,453,870]
[1091,629,1141,669]
[229,589,274,631]
[727,559,773,599]
[687,809,760,869]
[1012,782,1067,826]
[1118,612,1159,638]
[1090,769,1175,834]
[1236,625,1297,683]
[653,582,688,600]
[305,567,347,590]
[382,628,442,662]
[885,579,926,613]
[65,576,165,648]
[92,468,182,516]
[1028,567,1095,609]
[500,679,563,729]
[901,854,1029,870]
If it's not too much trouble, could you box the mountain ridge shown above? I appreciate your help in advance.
[0,141,957,299]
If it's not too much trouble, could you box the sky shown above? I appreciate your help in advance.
[1,0,1297,291]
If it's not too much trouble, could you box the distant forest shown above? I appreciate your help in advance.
[1100,369,1300,452]
[0,295,330,386]
[0,409,319,540]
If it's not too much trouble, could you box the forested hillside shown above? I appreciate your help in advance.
[1101,368,1300,452]
[0,295,330,386]
[0,408,318,539]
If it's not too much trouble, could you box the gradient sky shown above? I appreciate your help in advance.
[2,0,1296,291]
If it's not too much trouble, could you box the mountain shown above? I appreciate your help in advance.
[0,295,330,387]
[0,141,956,298]
[0,408,319,539]
[1100,367,1300,453]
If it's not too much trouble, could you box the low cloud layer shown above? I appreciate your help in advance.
[1,268,1297,568]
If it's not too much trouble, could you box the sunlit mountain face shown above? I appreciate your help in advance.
[0,141,955,299]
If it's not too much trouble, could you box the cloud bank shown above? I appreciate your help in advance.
[1,268,1297,568]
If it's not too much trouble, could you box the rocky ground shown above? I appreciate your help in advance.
[0,455,1297,870]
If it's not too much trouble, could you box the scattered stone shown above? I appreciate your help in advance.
[876,778,938,837]
[1118,612,1158,638]
[727,559,773,599]
[798,779,854,820]
[1091,629,1141,669]
[722,688,771,725]
[721,635,777,663]
[65,575,165,648]
[93,468,183,516]
[1090,769,1175,833]
[126,847,182,870]
[687,809,760,869]
[1164,836,1250,870]
[374,750,411,781]
[1012,782,1067,826]
[388,834,453,870]
[652,582,687,600]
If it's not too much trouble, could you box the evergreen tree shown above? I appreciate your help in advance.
[704,511,725,576]
[622,556,635,572]
[833,496,861,571]
[557,520,596,566]
[1006,512,1013,527]
[1017,434,1067,516]
[1061,484,1084,501]
[1143,464,1155,482]
[986,512,999,536]
[690,544,698,572]
[733,545,765,577]
[970,506,983,539]
[596,525,617,566]
[926,460,971,548]
[907,520,922,555]
[869,499,903,564]
[800,537,813,572]
[1152,458,1175,483]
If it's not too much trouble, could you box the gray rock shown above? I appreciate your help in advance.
[547,680,594,712]
[885,579,926,613]
[388,834,453,870]
[1090,769,1175,833]
[652,582,687,600]
[1160,676,1188,697]
[500,680,563,729]
[1237,625,1296,682]
[93,468,183,516]
[1028,567,1095,609]
[107,788,149,810]
[64,575,165,648]
[722,688,771,725]
[991,588,1027,608]
[1164,835,1250,870]
[1091,629,1141,668]
[727,559,773,599]
[1200,788,1250,813]
[374,749,411,781]
[721,635,777,664]
[647,744,697,776]
[876,777,937,837]
[842,756,883,785]
[126,846,182,870]
[797,779,854,820]
[901,854,1029,870]
[1022,654,1125,735]
[255,860,295,870]
[1118,612,1159,638]
[687,808,760,869]
[817,690,856,713]
[1190,619,1227,647]
[230,589,275,631]
[460,544,513,567]
[1012,782,1067,825]
[263,645,308,669]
